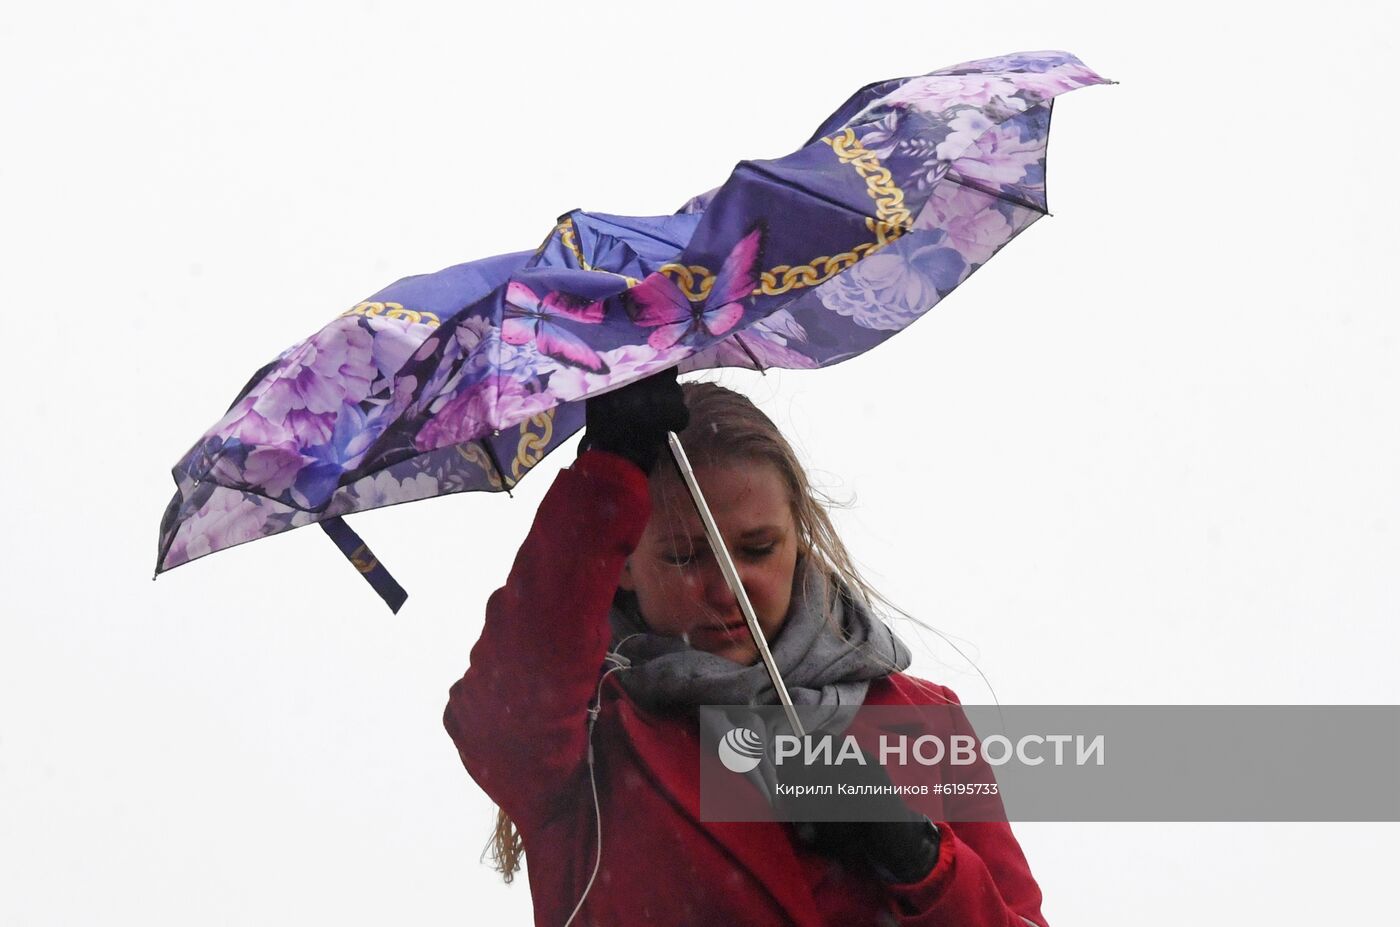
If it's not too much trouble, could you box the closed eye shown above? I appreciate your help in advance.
[663,540,777,566]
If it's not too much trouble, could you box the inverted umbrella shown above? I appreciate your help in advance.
[157,51,1111,718]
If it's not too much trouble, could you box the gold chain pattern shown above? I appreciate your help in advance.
[559,219,590,270]
[511,409,555,481]
[349,543,379,574]
[455,444,504,490]
[555,218,640,287]
[653,263,718,301]
[340,301,442,328]
[823,128,913,235]
[656,130,910,302]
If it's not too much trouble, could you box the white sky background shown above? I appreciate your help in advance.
[2,0,1396,923]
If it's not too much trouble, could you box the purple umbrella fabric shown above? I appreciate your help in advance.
[156,50,1111,610]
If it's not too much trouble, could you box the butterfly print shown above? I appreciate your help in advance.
[626,226,763,351]
[502,282,610,374]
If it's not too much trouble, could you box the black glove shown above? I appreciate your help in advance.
[580,367,689,474]
[794,814,940,885]
[787,750,941,885]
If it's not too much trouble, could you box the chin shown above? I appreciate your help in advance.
[717,645,759,666]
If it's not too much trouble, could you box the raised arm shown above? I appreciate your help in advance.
[443,368,689,833]
[443,449,651,832]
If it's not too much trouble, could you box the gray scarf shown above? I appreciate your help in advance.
[606,558,911,713]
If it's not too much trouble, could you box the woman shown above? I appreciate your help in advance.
[444,371,1047,926]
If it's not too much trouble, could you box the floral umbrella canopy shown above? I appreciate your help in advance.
[156,50,1111,611]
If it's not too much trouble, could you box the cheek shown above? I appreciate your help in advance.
[767,588,789,632]
[755,551,799,622]
[634,564,705,629]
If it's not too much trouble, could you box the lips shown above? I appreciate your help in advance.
[691,620,748,638]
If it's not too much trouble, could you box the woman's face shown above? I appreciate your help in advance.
[620,460,800,666]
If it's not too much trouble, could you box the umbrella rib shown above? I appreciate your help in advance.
[739,160,915,231]
[582,212,694,251]
[942,171,1050,217]
[731,333,767,374]
[478,439,515,494]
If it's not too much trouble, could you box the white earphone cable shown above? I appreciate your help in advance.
[561,647,634,927]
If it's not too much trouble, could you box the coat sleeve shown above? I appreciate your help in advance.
[887,684,1049,927]
[442,449,652,833]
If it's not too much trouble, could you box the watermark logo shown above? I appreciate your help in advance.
[701,705,1400,823]
[717,727,764,773]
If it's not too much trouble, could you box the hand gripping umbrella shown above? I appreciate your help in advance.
[156,50,1112,731]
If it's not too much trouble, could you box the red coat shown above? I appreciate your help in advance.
[445,450,1048,926]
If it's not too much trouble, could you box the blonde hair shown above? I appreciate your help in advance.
[487,380,901,882]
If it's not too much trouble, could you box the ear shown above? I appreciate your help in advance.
[618,558,636,592]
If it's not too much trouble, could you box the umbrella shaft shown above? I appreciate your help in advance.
[666,431,805,737]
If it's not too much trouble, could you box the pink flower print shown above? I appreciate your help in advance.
[884,75,1025,114]
[166,489,270,566]
[413,376,556,452]
[916,182,1014,267]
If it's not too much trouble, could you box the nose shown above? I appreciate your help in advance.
[700,552,748,613]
